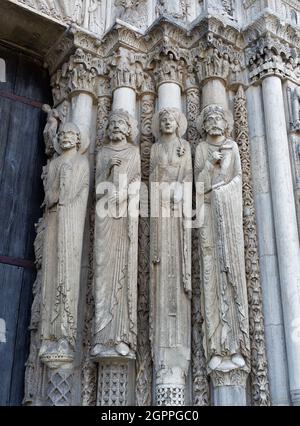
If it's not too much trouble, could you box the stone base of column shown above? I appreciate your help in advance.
[46,365,73,406]
[97,358,135,406]
[211,369,248,406]
[291,389,300,406]
[155,367,187,406]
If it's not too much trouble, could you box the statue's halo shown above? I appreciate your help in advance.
[152,108,188,139]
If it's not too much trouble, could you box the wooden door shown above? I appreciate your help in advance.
[0,43,51,405]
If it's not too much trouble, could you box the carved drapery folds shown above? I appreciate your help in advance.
[150,108,192,405]
[195,104,251,396]
[24,15,275,406]
[93,109,140,360]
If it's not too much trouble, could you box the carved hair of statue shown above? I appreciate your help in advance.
[152,107,188,139]
[196,104,233,138]
[54,122,81,154]
[105,109,139,144]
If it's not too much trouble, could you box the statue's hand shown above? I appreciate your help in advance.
[177,146,185,157]
[109,156,122,168]
[212,180,225,190]
[208,150,223,164]
[108,190,119,204]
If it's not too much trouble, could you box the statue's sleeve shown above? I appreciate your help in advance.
[232,141,242,180]
[183,141,193,183]
[95,150,109,200]
[149,143,158,181]
[195,142,213,194]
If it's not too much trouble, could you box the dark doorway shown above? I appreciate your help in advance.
[0,42,51,405]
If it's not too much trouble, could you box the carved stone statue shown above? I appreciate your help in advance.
[39,122,89,364]
[42,104,60,157]
[92,109,140,360]
[150,108,192,405]
[195,104,250,377]
[292,86,300,129]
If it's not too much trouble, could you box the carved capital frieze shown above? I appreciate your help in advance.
[245,33,300,84]
[106,47,147,92]
[51,47,105,105]
[192,32,245,88]
[152,52,186,89]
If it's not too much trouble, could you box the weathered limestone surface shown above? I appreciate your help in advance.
[10,0,300,406]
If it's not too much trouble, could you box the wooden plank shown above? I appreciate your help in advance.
[9,268,35,405]
[0,264,23,406]
[0,255,35,270]
[15,52,52,103]
[0,96,12,184]
[0,102,45,260]
[0,43,18,94]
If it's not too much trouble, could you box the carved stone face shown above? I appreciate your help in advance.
[108,115,130,142]
[59,129,78,151]
[203,111,226,137]
[159,112,178,135]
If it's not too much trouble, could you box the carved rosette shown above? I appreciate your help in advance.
[186,85,210,406]
[135,90,155,406]
[234,86,270,406]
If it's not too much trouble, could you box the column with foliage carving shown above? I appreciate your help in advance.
[234,85,270,406]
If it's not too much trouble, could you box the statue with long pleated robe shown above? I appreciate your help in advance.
[195,104,250,375]
[92,109,140,360]
[39,122,89,363]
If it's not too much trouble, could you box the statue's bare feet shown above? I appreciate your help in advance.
[115,342,130,356]
[90,343,105,358]
[208,355,222,370]
[231,353,246,368]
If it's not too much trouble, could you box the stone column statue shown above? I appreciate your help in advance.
[195,104,250,402]
[92,109,140,361]
[150,107,192,406]
[39,122,89,364]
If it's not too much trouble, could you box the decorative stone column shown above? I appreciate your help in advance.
[202,78,228,110]
[262,75,300,406]
[246,84,290,406]
[234,86,271,406]
[136,75,156,406]
[185,72,210,406]
[155,53,184,111]
[110,47,139,117]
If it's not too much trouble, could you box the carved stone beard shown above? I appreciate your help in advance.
[207,127,224,137]
[109,130,128,144]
